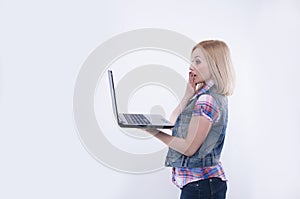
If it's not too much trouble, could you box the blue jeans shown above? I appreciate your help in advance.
[180,177,227,199]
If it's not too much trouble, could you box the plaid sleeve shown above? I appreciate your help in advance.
[192,94,220,123]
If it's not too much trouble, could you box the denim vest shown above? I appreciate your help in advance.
[165,86,228,168]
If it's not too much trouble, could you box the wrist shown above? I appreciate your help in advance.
[182,95,191,103]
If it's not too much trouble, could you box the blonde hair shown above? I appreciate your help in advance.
[192,40,236,96]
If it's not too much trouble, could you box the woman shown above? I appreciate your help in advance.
[143,40,235,199]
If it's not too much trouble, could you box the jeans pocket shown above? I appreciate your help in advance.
[210,178,227,196]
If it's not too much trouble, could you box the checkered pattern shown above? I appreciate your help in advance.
[191,79,220,123]
[172,79,226,188]
[172,162,227,188]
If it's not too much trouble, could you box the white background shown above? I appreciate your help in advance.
[1,0,300,198]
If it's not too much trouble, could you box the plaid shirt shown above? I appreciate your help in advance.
[172,79,227,188]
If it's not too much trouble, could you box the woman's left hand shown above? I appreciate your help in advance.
[142,128,160,135]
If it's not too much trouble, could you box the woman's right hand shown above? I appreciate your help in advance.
[169,70,204,124]
[183,71,203,101]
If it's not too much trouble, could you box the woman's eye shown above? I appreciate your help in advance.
[196,60,201,65]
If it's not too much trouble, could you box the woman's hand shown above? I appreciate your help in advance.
[183,71,204,100]
[142,128,160,135]
[169,69,205,124]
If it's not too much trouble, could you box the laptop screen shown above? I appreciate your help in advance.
[108,70,119,121]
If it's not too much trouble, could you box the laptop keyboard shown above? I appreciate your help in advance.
[123,114,151,125]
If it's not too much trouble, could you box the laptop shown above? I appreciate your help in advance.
[108,69,174,129]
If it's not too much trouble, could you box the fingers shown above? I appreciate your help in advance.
[144,128,159,135]
[188,72,197,93]
[189,72,195,86]
[189,71,193,80]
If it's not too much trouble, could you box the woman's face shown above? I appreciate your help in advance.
[190,47,211,84]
